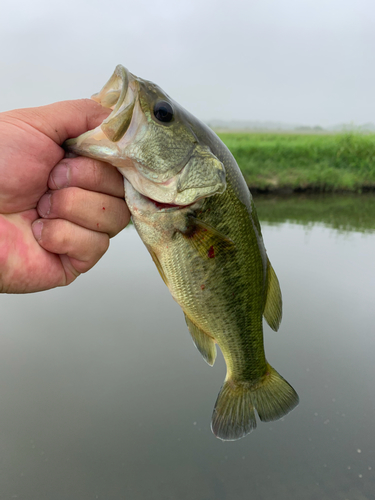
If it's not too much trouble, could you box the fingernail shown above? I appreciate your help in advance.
[32,220,43,241]
[50,162,70,189]
[37,193,51,217]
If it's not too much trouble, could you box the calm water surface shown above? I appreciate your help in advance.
[1,194,375,500]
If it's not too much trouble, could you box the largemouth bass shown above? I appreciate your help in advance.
[64,65,299,440]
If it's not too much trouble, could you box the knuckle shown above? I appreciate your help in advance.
[118,203,131,230]
[108,200,130,237]
[97,233,110,255]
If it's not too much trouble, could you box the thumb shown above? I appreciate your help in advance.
[8,99,110,145]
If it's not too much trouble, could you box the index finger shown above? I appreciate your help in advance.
[48,156,125,199]
[7,99,110,145]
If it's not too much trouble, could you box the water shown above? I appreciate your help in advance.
[1,194,375,499]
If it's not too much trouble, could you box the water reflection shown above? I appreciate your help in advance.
[0,195,375,499]
[254,192,375,233]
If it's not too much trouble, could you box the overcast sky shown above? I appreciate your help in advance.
[0,0,373,126]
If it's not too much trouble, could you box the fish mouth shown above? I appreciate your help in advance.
[144,195,196,212]
[91,65,130,114]
[63,64,226,210]
[63,65,137,158]
[124,177,200,214]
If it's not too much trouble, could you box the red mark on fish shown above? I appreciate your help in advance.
[208,246,215,259]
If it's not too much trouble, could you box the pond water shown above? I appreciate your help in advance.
[1,194,375,500]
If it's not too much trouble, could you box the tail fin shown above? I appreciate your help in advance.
[211,364,299,441]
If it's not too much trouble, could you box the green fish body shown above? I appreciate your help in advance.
[65,65,298,440]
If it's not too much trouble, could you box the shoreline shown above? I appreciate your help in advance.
[218,131,375,193]
[249,185,375,195]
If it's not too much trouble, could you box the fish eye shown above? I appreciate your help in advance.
[154,101,174,123]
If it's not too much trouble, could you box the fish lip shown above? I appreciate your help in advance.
[124,175,200,213]
[63,65,136,156]
[143,195,196,212]
[91,64,130,113]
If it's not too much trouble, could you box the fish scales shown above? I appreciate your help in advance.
[64,65,298,440]
[145,136,266,378]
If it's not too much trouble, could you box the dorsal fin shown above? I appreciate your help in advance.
[263,259,282,331]
[184,314,217,366]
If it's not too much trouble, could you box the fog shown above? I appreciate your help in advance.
[0,0,373,126]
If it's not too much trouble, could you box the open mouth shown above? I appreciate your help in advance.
[144,196,191,211]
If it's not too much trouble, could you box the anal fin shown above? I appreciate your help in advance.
[184,314,216,366]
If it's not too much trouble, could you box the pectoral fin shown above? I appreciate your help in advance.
[147,247,169,286]
[263,259,282,331]
[181,217,235,260]
[184,314,217,366]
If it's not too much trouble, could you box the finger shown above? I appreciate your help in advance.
[7,99,110,144]
[37,187,130,238]
[32,218,110,276]
[48,156,125,198]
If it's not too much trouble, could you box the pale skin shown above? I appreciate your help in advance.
[0,99,130,293]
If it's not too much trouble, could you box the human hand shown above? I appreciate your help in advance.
[0,99,130,293]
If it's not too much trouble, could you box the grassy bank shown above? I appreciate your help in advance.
[217,132,375,192]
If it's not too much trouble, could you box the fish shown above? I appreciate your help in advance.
[64,65,299,440]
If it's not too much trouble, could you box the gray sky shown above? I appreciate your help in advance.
[0,0,373,126]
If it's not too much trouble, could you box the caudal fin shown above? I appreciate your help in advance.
[211,364,299,441]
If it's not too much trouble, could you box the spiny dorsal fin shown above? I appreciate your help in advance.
[184,314,217,366]
[181,217,235,260]
[263,259,282,331]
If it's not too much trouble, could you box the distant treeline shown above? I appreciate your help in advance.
[218,132,375,192]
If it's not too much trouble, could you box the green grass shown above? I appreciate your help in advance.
[217,132,375,192]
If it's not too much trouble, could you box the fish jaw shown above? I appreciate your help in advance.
[91,64,138,144]
[63,63,228,209]
[65,118,225,208]
[91,64,129,111]
[115,142,226,207]
[124,178,204,217]
[64,86,227,207]
[64,65,143,163]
